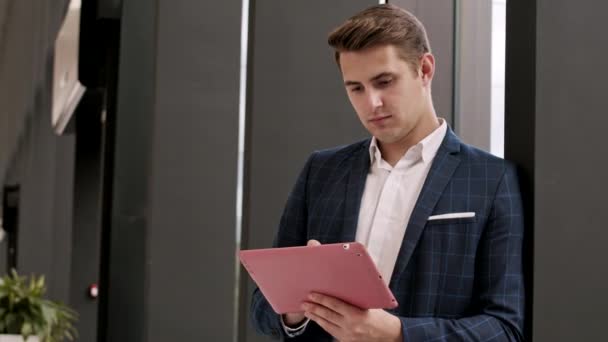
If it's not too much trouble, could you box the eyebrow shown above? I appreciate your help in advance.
[344,72,395,86]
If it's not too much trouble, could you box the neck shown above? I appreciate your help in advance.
[378,112,440,166]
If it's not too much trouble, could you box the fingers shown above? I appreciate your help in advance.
[307,239,321,246]
[304,310,342,338]
[302,301,343,326]
[308,293,360,316]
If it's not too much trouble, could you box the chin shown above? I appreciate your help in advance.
[375,134,399,145]
[375,130,410,145]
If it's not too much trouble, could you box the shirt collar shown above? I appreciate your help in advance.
[368,118,448,167]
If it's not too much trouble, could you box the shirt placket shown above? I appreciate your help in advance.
[367,169,403,281]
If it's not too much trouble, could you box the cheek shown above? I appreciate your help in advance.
[348,97,368,117]
[348,95,363,108]
[392,94,415,115]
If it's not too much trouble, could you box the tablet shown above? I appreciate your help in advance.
[239,242,398,314]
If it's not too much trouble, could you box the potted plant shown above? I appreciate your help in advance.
[0,270,77,342]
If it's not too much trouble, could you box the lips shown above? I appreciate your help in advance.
[369,115,391,123]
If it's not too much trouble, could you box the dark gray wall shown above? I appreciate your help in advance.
[106,0,241,341]
[0,0,69,233]
[506,0,608,341]
[49,130,76,304]
[0,0,41,189]
[147,0,241,340]
[534,1,608,340]
[0,0,68,182]
[0,0,72,282]
[7,4,76,301]
[13,100,75,306]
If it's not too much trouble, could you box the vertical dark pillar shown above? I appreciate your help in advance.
[106,0,241,341]
[70,91,105,342]
[102,1,153,340]
[506,0,608,341]
[146,0,241,340]
[505,0,535,339]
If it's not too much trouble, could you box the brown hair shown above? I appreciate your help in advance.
[327,4,431,73]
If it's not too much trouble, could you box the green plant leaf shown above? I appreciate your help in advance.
[21,321,33,336]
[0,270,78,341]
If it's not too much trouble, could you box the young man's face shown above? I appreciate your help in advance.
[339,44,433,146]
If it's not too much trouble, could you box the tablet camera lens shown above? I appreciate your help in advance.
[343,244,349,250]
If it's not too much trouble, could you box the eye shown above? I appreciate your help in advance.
[349,86,363,93]
[376,78,393,87]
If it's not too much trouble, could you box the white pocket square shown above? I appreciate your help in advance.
[428,212,476,221]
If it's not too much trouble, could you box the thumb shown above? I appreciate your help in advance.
[307,239,321,247]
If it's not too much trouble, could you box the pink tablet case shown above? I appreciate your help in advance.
[239,242,398,314]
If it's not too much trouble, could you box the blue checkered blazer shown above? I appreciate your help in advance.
[251,128,525,341]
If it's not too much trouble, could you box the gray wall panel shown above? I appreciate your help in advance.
[106,0,157,339]
[15,113,74,305]
[49,132,75,303]
[17,79,74,306]
[110,0,241,341]
[533,1,608,340]
[0,0,41,225]
[0,0,73,312]
[147,0,241,341]
[453,0,491,150]
[242,1,376,341]
[17,116,54,286]
[0,0,69,186]
[507,0,608,341]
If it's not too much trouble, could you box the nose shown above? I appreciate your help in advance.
[367,90,383,110]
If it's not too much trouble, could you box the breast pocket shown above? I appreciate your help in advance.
[427,212,476,225]
[425,216,476,226]
[422,214,480,315]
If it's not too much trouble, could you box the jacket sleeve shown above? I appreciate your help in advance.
[249,152,329,339]
[398,164,526,341]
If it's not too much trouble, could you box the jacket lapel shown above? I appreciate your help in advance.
[390,129,462,285]
[342,140,371,242]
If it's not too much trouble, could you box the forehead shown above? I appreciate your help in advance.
[339,45,410,80]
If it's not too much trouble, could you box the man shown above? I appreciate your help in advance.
[251,4,524,341]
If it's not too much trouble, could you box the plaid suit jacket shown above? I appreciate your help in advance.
[251,128,525,341]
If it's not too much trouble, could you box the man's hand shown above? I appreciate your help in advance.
[282,239,322,327]
[302,292,403,342]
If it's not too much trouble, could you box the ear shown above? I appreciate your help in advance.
[419,53,435,86]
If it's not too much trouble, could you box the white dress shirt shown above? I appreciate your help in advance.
[356,119,447,284]
[282,119,447,337]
